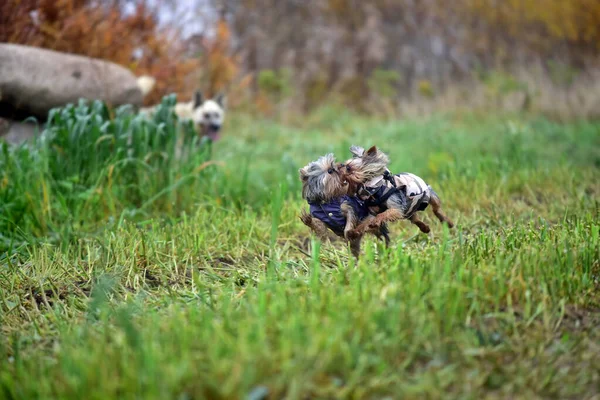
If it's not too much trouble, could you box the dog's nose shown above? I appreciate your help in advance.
[209,124,221,131]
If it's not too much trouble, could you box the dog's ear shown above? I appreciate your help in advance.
[193,91,204,109]
[349,145,365,158]
[299,167,309,182]
[365,146,378,156]
[215,93,227,109]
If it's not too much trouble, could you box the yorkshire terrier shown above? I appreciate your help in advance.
[340,145,454,235]
[299,153,389,258]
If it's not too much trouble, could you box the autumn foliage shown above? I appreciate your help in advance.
[201,17,240,98]
[0,0,200,106]
[1,0,599,115]
[456,0,600,64]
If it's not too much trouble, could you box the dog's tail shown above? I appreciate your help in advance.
[137,76,156,97]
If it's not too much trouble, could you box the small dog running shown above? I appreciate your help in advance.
[340,145,454,236]
[300,146,453,257]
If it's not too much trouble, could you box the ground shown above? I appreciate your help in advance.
[1,106,599,399]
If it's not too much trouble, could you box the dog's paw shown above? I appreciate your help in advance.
[299,211,312,226]
[368,220,381,229]
[345,229,361,240]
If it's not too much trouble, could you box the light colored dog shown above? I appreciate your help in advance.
[137,77,226,141]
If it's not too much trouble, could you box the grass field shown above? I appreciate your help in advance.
[1,101,599,399]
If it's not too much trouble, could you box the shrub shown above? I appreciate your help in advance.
[0,96,214,251]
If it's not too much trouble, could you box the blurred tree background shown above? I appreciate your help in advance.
[2,0,599,117]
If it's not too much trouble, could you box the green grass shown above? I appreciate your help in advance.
[0,96,216,252]
[1,102,599,399]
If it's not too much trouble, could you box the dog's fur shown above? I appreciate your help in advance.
[137,76,156,97]
[299,154,387,258]
[340,145,454,235]
[299,154,359,255]
[137,76,226,141]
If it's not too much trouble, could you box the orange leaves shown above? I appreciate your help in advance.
[0,0,202,106]
[459,0,600,55]
[1,0,242,106]
[202,17,239,98]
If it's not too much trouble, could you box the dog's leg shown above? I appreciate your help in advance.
[359,219,390,245]
[429,191,454,228]
[341,202,362,258]
[375,223,391,247]
[299,211,337,242]
[340,202,358,240]
[346,216,387,256]
[368,208,404,229]
[409,213,431,234]
[348,214,376,238]
[348,238,362,259]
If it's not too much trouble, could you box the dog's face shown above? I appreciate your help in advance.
[299,153,348,203]
[340,145,390,184]
[191,92,226,141]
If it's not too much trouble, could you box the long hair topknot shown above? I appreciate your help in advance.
[299,153,347,203]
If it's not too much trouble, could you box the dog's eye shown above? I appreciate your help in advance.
[327,168,333,174]
[204,113,210,119]
[346,165,351,171]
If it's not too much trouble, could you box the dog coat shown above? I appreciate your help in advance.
[394,172,431,216]
[308,195,369,236]
[361,171,430,218]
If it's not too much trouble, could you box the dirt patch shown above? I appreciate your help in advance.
[558,305,600,333]
[143,269,161,287]
[214,255,236,267]
[25,282,90,308]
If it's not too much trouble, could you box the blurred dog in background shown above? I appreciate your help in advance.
[137,77,226,142]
